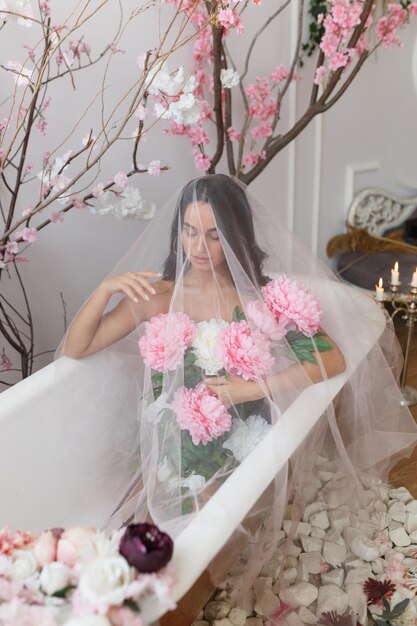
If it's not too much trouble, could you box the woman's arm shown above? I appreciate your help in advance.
[61,272,161,359]
[205,332,346,404]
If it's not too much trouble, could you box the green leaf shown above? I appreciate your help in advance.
[123,598,140,612]
[184,348,197,367]
[51,585,76,598]
[382,597,410,619]
[151,372,163,386]
[153,385,162,401]
[232,305,246,322]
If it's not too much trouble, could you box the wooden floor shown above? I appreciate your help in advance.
[388,313,417,496]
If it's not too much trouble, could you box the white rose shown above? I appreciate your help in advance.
[223,414,271,463]
[0,554,12,576]
[11,549,38,581]
[192,319,228,375]
[40,562,71,595]
[64,615,112,626]
[220,69,240,88]
[78,556,133,607]
[181,474,206,492]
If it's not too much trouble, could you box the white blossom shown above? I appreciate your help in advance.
[146,62,198,97]
[37,150,73,203]
[0,0,33,26]
[220,69,240,88]
[39,562,71,595]
[154,93,201,126]
[78,556,134,607]
[192,319,227,375]
[223,414,271,463]
[6,60,32,86]
[89,186,155,220]
[64,614,112,626]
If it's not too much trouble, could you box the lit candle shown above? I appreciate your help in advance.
[391,261,400,285]
[412,267,417,288]
[375,277,384,301]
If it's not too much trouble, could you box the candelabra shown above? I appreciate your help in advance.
[376,281,417,407]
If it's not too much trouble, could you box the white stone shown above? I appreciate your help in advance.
[254,590,280,616]
[253,577,272,601]
[321,568,345,587]
[349,534,380,561]
[329,510,350,532]
[317,585,349,616]
[389,526,411,547]
[302,501,326,523]
[345,583,368,625]
[374,500,388,513]
[285,614,304,626]
[213,620,233,626]
[283,521,311,539]
[325,529,345,546]
[325,489,348,509]
[345,568,374,585]
[279,582,318,608]
[405,512,417,534]
[193,622,209,626]
[345,558,372,571]
[311,527,326,539]
[310,511,330,530]
[370,511,391,530]
[285,556,298,569]
[389,487,413,503]
[228,608,246,626]
[300,534,323,553]
[323,541,347,568]
[240,590,255,617]
[372,558,386,574]
[299,551,322,574]
[318,471,334,483]
[297,606,317,625]
[409,531,417,543]
[406,500,417,513]
[204,602,231,621]
[244,619,263,626]
[295,561,309,583]
[260,558,281,579]
[373,485,390,501]
[389,501,406,522]
[287,543,302,558]
[283,567,298,584]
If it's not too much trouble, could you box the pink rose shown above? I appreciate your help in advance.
[139,312,196,372]
[172,383,232,445]
[33,531,57,567]
[219,321,275,381]
[56,527,95,567]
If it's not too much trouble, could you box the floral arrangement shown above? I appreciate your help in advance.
[138,276,332,494]
[0,523,175,626]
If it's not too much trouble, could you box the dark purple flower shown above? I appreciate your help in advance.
[363,577,396,607]
[119,523,173,573]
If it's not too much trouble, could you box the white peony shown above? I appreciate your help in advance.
[154,93,201,126]
[40,562,71,595]
[220,69,240,88]
[90,186,155,220]
[78,556,133,607]
[64,615,112,626]
[223,414,271,463]
[192,319,228,375]
[11,549,38,581]
[0,0,33,26]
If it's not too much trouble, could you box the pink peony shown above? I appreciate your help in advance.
[139,312,196,372]
[261,277,322,337]
[33,531,57,567]
[246,300,288,341]
[219,321,275,381]
[56,526,96,567]
[171,383,232,445]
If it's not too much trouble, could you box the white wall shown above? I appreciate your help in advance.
[1,0,417,377]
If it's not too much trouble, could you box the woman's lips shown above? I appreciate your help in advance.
[192,255,210,263]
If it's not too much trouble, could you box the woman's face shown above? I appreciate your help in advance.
[181,201,226,272]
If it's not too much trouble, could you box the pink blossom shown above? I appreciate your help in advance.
[193,150,211,171]
[39,2,51,16]
[6,241,18,255]
[188,126,209,147]
[23,164,33,177]
[0,528,34,555]
[21,228,38,243]
[71,195,86,209]
[35,118,48,135]
[1,354,12,371]
[109,42,126,54]
[271,64,289,83]
[50,212,64,223]
[320,561,331,573]
[329,50,350,70]
[134,104,148,121]
[242,150,266,168]
[92,183,105,197]
[251,122,273,141]
[172,383,232,445]
[217,8,236,29]
[137,52,147,69]
[409,3,417,15]
[114,171,128,188]
[227,127,240,142]
[139,312,196,372]
[246,300,287,341]
[0,118,9,131]
[261,277,322,336]
[314,66,327,85]
[148,160,161,176]
[219,321,275,381]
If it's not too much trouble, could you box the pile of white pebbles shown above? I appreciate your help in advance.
[191,459,417,626]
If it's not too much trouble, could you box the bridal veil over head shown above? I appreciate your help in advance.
[56,174,417,611]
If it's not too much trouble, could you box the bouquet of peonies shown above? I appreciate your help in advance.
[0,523,175,626]
[139,276,332,490]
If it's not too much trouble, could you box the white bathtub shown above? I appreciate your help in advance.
[0,281,386,622]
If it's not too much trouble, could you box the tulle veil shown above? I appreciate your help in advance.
[56,173,417,623]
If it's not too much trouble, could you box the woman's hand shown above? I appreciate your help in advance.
[100,271,162,303]
[204,374,266,405]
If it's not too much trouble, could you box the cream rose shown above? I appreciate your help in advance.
[11,549,38,581]
[78,556,133,607]
[64,616,112,626]
[40,561,71,595]
[57,527,96,567]
[192,319,227,375]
